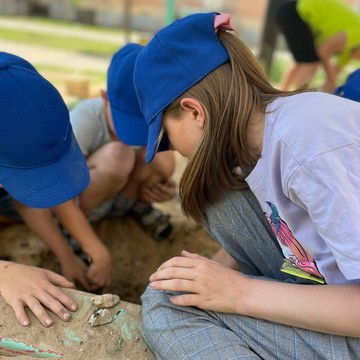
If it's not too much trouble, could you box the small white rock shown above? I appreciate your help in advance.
[88,308,113,327]
[91,294,120,308]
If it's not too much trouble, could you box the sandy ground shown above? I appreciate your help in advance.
[0,153,221,359]
[0,153,220,303]
[0,288,155,360]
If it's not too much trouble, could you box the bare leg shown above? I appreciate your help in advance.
[78,141,135,215]
[120,148,176,241]
[280,62,319,91]
[352,47,360,60]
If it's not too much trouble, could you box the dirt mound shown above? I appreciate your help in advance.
[0,155,220,358]
[0,288,154,359]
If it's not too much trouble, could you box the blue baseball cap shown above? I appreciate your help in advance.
[134,12,230,163]
[0,52,90,208]
[334,69,360,102]
[107,43,148,146]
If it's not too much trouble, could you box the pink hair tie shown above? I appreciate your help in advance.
[214,13,234,32]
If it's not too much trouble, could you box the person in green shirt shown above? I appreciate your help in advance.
[277,0,360,92]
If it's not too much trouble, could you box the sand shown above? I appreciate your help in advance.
[0,154,220,359]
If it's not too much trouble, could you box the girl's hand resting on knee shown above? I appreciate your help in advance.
[0,262,77,327]
[149,250,251,314]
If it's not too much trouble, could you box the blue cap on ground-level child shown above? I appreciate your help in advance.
[334,69,360,102]
[134,12,232,163]
[107,43,148,146]
[0,52,90,208]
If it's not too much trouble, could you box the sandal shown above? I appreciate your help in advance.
[127,203,173,241]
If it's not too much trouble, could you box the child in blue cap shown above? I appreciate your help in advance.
[0,52,94,327]
[128,12,360,359]
[0,51,112,293]
[69,43,176,241]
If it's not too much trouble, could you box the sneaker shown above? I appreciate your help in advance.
[127,203,173,241]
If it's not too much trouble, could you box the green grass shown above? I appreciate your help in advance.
[1,14,128,36]
[267,57,289,86]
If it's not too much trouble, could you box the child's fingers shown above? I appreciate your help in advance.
[18,295,55,327]
[46,269,75,289]
[11,300,31,327]
[181,250,206,260]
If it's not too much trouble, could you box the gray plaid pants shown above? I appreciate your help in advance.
[141,189,360,359]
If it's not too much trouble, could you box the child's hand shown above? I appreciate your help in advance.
[149,250,250,314]
[85,243,112,291]
[139,178,177,203]
[0,262,77,327]
[59,254,91,291]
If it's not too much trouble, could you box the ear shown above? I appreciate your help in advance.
[180,98,206,129]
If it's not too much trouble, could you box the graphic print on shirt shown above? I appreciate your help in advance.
[265,201,323,279]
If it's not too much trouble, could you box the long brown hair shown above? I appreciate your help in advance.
[165,30,306,223]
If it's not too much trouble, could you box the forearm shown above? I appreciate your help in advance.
[244,279,360,337]
[52,200,105,256]
[14,202,73,261]
[53,200,111,290]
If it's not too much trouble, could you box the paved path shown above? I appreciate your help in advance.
[0,16,148,71]
[0,39,112,71]
[0,40,111,71]
[0,17,126,43]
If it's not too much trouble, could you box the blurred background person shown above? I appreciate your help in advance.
[276,0,360,92]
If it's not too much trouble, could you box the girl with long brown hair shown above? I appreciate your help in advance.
[124,12,360,359]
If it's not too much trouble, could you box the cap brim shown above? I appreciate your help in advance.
[111,104,148,146]
[145,112,169,163]
[1,132,90,208]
